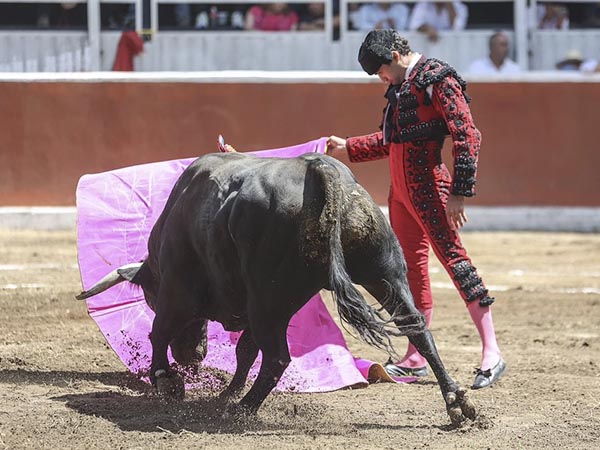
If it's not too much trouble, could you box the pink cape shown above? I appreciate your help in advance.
[76,137,415,392]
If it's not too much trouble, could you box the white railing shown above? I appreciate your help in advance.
[531,29,600,70]
[0,0,599,72]
[0,31,92,71]
[0,0,94,70]
[0,0,141,70]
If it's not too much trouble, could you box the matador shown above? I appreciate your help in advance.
[326,29,506,389]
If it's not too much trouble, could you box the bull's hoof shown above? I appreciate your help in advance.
[456,387,477,420]
[155,371,185,401]
[218,386,243,401]
[446,403,464,427]
[444,387,478,425]
[221,403,256,420]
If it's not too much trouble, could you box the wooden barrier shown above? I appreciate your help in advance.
[1,77,598,206]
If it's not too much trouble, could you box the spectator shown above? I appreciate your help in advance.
[37,5,51,27]
[348,3,361,30]
[408,1,468,42]
[555,49,599,72]
[298,2,326,30]
[103,5,135,30]
[582,60,600,72]
[298,2,341,32]
[351,2,410,31]
[195,5,245,30]
[555,49,584,70]
[531,2,569,30]
[56,3,87,28]
[175,5,192,27]
[112,21,144,71]
[245,3,299,31]
[467,31,521,74]
[36,3,87,28]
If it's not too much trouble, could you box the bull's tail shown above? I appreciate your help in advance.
[307,157,399,356]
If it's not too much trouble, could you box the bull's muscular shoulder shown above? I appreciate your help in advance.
[413,58,468,93]
[187,152,265,185]
[187,152,250,173]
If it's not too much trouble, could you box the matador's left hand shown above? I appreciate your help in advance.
[446,194,467,229]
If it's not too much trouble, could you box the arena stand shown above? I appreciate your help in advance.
[0,0,600,72]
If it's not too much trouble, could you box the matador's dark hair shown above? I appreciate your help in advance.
[358,29,412,75]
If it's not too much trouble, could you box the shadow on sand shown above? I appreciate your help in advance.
[0,368,452,434]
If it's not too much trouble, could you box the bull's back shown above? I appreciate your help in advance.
[155,151,391,276]
[158,153,318,259]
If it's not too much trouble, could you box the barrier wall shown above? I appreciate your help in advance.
[1,74,599,207]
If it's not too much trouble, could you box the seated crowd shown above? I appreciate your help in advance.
[1,1,600,33]
[1,1,599,74]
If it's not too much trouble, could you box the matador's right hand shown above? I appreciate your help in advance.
[326,136,347,156]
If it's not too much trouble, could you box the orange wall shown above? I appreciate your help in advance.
[1,81,598,206]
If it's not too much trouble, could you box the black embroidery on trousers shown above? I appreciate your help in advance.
[451,260,495,306]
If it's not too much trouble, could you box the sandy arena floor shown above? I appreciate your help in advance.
[0,230,599,449]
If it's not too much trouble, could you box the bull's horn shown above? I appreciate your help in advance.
[76,262,143,300]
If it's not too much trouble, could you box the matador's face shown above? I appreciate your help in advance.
[376,51,410,86]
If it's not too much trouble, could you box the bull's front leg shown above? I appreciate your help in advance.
[149,304,185,400]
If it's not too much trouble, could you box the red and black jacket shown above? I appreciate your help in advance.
[346,57,482,197]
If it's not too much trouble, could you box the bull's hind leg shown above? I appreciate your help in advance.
[237,320,290,413]
[219,328,259,399]
[364,280,476,424]
[365,280,457,393]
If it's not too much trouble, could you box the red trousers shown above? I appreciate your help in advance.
[387,142,492,310]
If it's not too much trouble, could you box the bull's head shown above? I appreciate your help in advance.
[76,261,159,311]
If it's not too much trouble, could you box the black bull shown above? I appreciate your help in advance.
[77,152,476,425]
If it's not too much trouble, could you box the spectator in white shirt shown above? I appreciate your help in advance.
[351,2,410,31]
[408,1,468,42]
[467,31,521,75]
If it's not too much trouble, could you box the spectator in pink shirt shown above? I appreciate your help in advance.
[245,3,299,31]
